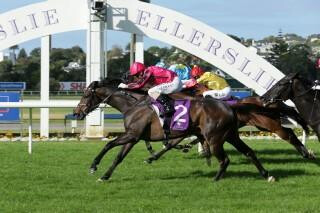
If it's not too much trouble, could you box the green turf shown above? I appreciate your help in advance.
[1,140,320,212]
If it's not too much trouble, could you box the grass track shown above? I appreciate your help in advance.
[1,140,320,212]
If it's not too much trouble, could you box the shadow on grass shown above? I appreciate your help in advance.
[176,168,311,180]
[182,149,320,166]
[110,167,315,183]
[230,157,320,167]
[183,148,318,158]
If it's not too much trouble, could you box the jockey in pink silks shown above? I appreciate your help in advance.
[118,62,183,139]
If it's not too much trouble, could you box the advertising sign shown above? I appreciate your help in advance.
[59,82,86,91]
[0,92,20,120]
[0,82,26,90]
[231,90,251,99]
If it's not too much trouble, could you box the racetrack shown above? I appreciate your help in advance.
[1,140,320,212]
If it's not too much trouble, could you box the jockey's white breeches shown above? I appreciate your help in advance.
[148,76,183,99]
[203,86,232,100]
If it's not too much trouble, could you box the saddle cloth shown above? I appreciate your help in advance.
[152,99,191,131]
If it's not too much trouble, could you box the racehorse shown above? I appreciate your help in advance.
[261,72,320,141]
[118,78,313,159]
[74,80,275,182]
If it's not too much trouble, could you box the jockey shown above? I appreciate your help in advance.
[194,68,231,100]
[168,63,191,81]
[191,65,205,80]
[118,62,183,139]
[179,65,203,89]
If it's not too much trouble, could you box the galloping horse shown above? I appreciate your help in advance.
[117,78,313,159]
[262,72,320,141]
[74,80,274,182]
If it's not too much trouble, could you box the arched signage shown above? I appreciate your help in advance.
[0,0,88,50]
[0,0,285,95]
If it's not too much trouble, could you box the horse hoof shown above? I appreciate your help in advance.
[267,176,276,182]
[144,159,152,164]
[97,176,110,182]
[96,178,104,182]
[182,148,189,153]
[89,167,97,174]
[96,178,108,183]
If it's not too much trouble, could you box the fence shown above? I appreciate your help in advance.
[0,100,107,154]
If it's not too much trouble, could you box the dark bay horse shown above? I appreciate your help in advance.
[118,80,313,159]
[262,72,320,141]
[74,80,275,182]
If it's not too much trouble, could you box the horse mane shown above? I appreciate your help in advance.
[296,73,314,89]
[99,78,123,88]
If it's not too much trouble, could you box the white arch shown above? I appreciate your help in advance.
[0,0,284,95]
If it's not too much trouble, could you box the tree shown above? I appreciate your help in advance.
[30,48,41,58]
[17,48,27,59]
[285,44,317,79]
[0,60,13,80]
[107,45,123,60]
[266,37,289,70]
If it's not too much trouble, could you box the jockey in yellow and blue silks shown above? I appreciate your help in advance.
[192,66,231,100]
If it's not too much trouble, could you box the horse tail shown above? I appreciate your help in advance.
[231,103,310,135]
[231,103,280,120]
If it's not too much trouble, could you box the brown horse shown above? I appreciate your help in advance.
[118,79,314,160]
[74,80,274,182]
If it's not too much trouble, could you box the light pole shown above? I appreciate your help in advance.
[130,0,150,65]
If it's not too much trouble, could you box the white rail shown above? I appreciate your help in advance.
[0,100,107,108]
[0,100,108,154]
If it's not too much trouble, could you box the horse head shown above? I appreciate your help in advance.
[261,72,299,106]
[73,79,118,120]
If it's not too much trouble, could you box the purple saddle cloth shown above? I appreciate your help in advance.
[152,99,191,131]
[223,96,239,105]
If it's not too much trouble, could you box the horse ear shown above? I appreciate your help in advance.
[284,72,299,81]
[91,81,100,89]
[290,72,299,78]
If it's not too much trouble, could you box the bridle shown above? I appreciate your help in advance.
[308,80,320,124]
[266,80,293,104]
[77,87,115,115]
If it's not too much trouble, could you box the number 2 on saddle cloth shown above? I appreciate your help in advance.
[151,99,191,131]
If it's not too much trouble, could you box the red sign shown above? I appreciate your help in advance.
[59,82,86,91]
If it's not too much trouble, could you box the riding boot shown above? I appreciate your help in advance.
[156,94,175,143]
[156,94,175,116]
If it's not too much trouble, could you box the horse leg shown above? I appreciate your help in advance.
[89,134,137,174]
[275,127,315,159]
[210,140,230,181]
[145,138,184,164]
[145,137,198,157]
[227,136,274,181]
[174,138,200,153]
[145,141,155,155]
[99,142,137,181]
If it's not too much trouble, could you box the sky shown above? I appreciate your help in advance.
[1,0,319,53]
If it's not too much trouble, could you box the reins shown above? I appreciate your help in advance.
[308,88,319,124]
